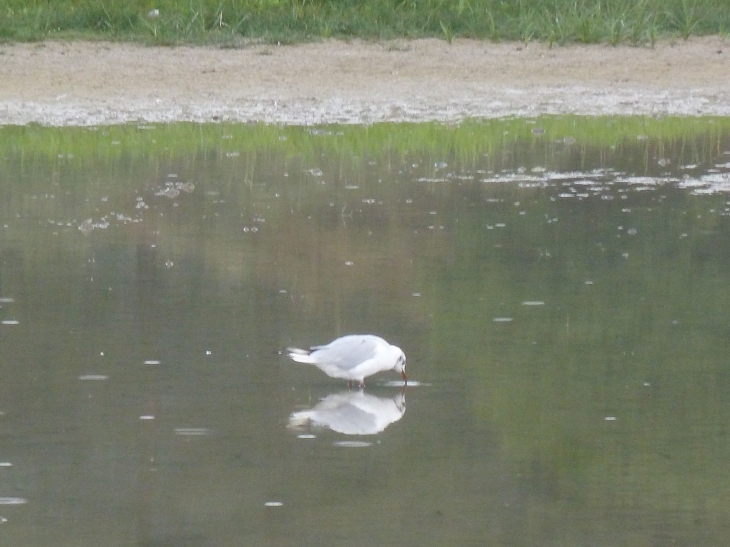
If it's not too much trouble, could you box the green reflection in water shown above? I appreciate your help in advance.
[4,116,730,162]
[1,117,730,546]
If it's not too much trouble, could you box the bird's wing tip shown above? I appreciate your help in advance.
[286,347,318,364]
[286,347,308,355]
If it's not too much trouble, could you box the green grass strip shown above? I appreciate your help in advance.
[0,0,728,45]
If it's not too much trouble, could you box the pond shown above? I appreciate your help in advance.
[1,117,730,546]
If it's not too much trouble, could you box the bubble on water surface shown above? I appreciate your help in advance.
[78,219,94,236]
[264,501,283,507]
[144,360,161,365]
[156,186,180,199]
[680,173,730,194]
[78,375,109,381]
[521,301,545,306]
[493,317,513,322]
[1,320,19,325]
[297,434,316,439]
[0,298,14,303]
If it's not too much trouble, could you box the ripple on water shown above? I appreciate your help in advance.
[0,497,27,505]
[382,380,429,387]
[333,441,372,448]
[174,428,212,436]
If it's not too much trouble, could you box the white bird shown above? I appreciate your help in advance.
[288,390,406,435]
[286,334,407,387]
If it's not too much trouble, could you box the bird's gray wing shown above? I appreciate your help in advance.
[311,335,378,370]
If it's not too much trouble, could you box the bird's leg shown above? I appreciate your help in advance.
[359,381,365,389]
[348,380,353,389]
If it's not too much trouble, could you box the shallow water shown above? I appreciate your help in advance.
[1,119,730,546]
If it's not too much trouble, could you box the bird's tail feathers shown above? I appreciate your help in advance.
[286,347,317,364]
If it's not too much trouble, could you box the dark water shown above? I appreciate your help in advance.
[1,121,730,546]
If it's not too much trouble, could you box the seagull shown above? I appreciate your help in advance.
[286,334,407,387]
[288,390,406,435]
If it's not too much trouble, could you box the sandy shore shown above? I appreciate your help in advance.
[1,37,729,126]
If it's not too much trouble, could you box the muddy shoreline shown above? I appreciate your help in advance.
[1,37,729,126]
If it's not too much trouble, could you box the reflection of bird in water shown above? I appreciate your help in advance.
[286,334,406,388]
[288,391,406,435]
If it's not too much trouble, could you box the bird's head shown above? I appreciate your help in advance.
[392,346,407,385]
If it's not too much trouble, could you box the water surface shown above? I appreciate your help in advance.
[1,119,730,546]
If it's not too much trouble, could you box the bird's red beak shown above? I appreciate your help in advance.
[401,371,408,385]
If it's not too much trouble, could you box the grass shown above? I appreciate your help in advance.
[0,0,728,46]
